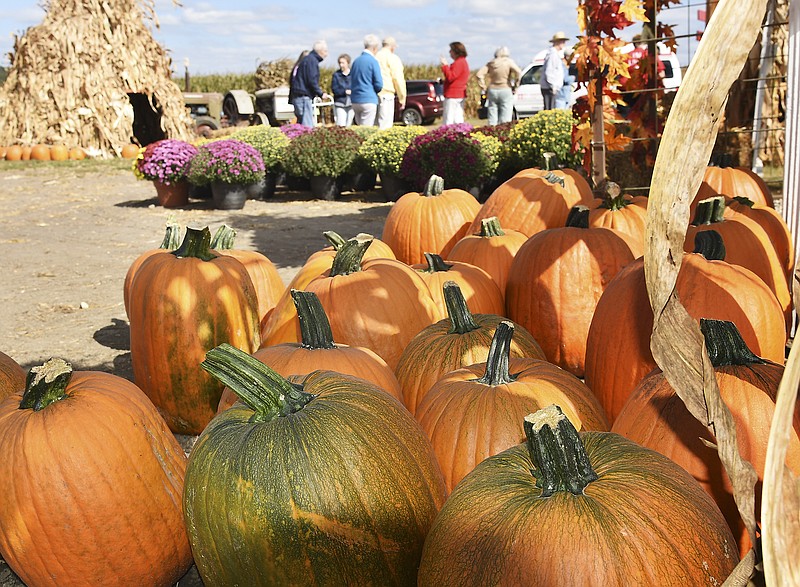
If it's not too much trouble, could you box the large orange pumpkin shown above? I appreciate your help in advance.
[395,281,545,415]
[0,358,193,586]
[0,351,25,402]
[506,206,635,377]
[612,319,800,557]
[418,405,738,586]
[692,155,773,213]
[218,290,403,412]
[4,145,22,161]
[416,321,609,490]
[123,223,182,318]
[128,227,260,434]
[469,167,594,237]
[586,181,648,257]
[49,144,69,161]
[30,144,51,161]
[381,175,480,265]
[584,230,787,423]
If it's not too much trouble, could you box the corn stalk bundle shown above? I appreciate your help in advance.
[760,0,788,167]
[0,0,193,157]
[254,58,293,90]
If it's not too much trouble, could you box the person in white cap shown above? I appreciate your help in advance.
[540,31,569,110]
[376,36,406,130]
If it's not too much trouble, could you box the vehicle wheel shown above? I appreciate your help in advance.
[223,95,240,125]
[251,112,269,126]
[402,108,423,126]
[194,116,219,138]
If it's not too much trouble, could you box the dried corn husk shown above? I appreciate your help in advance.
[254,58,293,90]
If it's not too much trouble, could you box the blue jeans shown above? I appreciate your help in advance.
[293,96,314,127]
[487,87,514,125]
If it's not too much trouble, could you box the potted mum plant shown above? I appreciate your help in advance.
[133,139,198,208]
[187,139,265,210]
[281,126,363,200]
[358,126,426,201]
[231,126,291,199]
[502,109,583,174]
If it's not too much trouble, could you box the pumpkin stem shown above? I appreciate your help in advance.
[291,290,336,350]
[420,253,453,273]
[323,231,347,249]
[565,205,590,228]
[201,343,315,422]
[172,226,217,261]
[598,181,630,211]
[524,405,598,497]
[443,281,480,335]
[160,223,182,249]
[479,217,506,237]
[19,358,73,411]
[700,318,767,367]
[709,152,735,168]
[691,196,726,226]
[542,152,558,171]
[543,171,566,188]
[423,175,445,197]
[330,235,372,276]
[693,230,726,261]
[475,321,516,386]
[210,224,237,250]
[729,196,754,208]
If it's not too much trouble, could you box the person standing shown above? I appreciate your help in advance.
[540,32,568,111]
[440,41,470,125]
[555,48,576,110]
[476,46,521,125]
[290,41,331,127]
[375,36,407,130]
[332,54,354,127]
[349,34,383,127]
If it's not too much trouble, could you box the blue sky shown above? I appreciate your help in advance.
[2,1,704,76]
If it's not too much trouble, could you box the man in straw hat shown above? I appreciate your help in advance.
[540,31,569,110]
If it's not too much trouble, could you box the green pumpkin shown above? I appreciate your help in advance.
[184,344,447,586]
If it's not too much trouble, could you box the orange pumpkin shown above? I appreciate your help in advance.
[0,351,25,402]
[584,230,787,423]
[613,318,800,557]
[123,223,183,318]
[586,181,648,257]
[395,281,545,415]
[121,143,140,158]
[5,145,22,161]
[447,216,528,297]
[416,322,609,491]
[68,147,86,160]
[692,155,773,213]
[30,144,51,161]
[469,167,594,237]
[381,175,480,265]
[20,146,32,161]
[128,227,260,434]
[218,290,403,412]
[49,144,69,161]
[0,358,193,586]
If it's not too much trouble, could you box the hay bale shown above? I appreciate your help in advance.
[0,0,193,157]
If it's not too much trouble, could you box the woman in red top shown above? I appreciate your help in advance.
[440,41,469,125]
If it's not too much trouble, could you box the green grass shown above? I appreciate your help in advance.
[0,158,133,175]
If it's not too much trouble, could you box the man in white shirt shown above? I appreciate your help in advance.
[375,37,407,130]
[540,32,568,110]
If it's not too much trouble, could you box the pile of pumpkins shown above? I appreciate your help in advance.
[0,143,140,161]
[0,161,797,586]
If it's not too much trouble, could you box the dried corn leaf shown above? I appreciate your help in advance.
[644,0,768,583]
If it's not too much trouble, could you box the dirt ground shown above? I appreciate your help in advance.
[0,162,392,586]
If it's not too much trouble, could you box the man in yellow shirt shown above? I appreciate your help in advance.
[376,36,407,130]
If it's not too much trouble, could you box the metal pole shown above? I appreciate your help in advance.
[783,0,799,335]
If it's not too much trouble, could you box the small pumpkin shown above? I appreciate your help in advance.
[586,181,648,257]
[184,344,447,586]
[4,145,22,161]
[20,146,32,160]
[0,351,25,402]
[49,144,69,161]
[68,146,86,160]
[121,143,141,158]
[123,223,182,318]
[30,144,51,161]
[417,405,739,586]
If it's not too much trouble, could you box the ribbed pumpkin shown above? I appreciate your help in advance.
[0,359,193,587]
[260,231,394,346]
[418,406,739,586]
[211,224,285,325]
[123,223,182,318]
[49,144,69,161]
[685,196,791,330]
[395,282,545,415]
[218,290,403,412]
[416,322,609,491]
[412,253,504,318]
[468,166,594,237]
[381,175,480,265]
[692,155,774,213]
[613,319,800,557]
[0,351,25,402]
[447,216,528,296]
[30,144,51,161]
[584,231,787,423]
[185,344,447,586]
[302,235,439,370]
[506,206,635,377]
[586,181,648,257]
[128,227,260,434]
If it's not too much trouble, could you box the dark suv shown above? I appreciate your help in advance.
[394,79,444,125]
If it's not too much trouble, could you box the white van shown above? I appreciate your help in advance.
[512,43,682,119]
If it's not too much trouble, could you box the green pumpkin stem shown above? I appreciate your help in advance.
[443,281,480,334]
[423,175,445,196]
[479,217,506,237]
[330,235,372,276]
[699,318,767,367]
[210,224,236,250]
[729,196,754,208]
[598,181,630,211]
[421,253,453,273]
[566,205,590,228]
[524,405,598,497]
[476,321,516,386]
[323,231,347,249]
[691,196,726,226]
[693,229,726,261]
[160,223,182,249]
[172,226,217,261]
[291,290,336,350]
[201,343,315,422]
[19,358,73,411]
[710,152,735,168]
